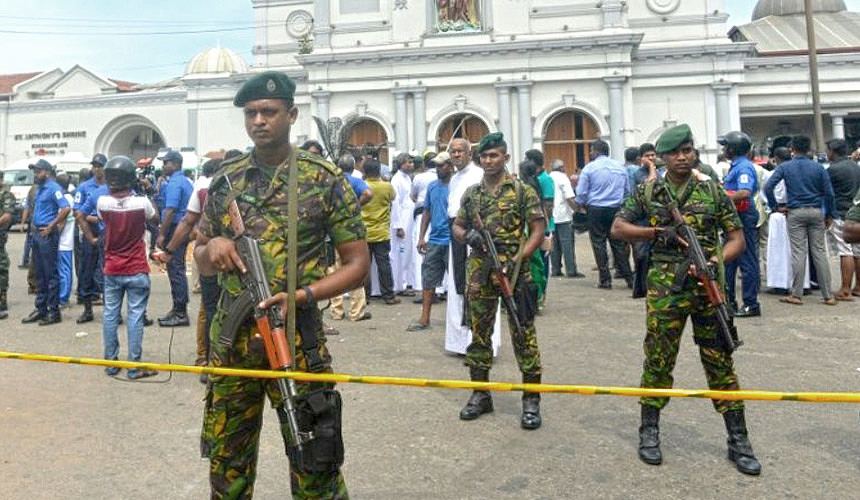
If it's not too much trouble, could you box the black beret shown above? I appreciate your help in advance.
[477,132,507,154]
[233,71,297,107]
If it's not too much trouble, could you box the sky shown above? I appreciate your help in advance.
[1,0,859,84]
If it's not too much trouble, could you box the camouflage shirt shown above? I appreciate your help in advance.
[616,175,741,263]
[198,148,366,297]
[458,175,544,260]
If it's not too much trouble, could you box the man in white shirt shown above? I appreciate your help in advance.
[56,172,75,308]
[410,154,438,292]
[390,153,416,295]
[548,160,584,278]
[445,138,500,355]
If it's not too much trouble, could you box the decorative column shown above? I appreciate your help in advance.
[712,83,733,137]
[412,88,427,152]
[393,89,409,153]
[516,82,534,162]
[494,84,514,163]
[313,0,332,49]
[605,77,626,161]
[831,113,846,140]
[312,91,332,121]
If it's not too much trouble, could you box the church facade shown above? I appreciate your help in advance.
[1,0,858,173]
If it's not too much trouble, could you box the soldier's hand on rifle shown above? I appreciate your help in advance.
[654,226,685,248]
[205,236,247,274]
[464,229,484,250]
[258,292,290,324]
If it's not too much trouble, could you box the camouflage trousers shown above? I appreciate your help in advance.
[201,309,348,500]
[640,262,743,413]
[0,236,9,292]
[464,258,542,376]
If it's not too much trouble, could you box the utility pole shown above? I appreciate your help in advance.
[804,0,826,153]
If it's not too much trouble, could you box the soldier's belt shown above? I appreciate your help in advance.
[1,350,859,404]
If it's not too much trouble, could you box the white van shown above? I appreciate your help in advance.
[3,152,89,221]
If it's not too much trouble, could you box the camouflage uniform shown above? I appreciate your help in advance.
[616,176,744,413]
[0,185,16,302]
[458,175,544,375]
[198,150,365,500]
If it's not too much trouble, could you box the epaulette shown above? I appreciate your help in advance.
[296,149,341,177]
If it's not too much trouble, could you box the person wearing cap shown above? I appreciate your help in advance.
[611,123,761,476]
[73,153,107,323]
[155,149,193,327]
[22,159,71,325]
[453,132,547,430]
[719,131,762,317]
[407,151,453,331]
[194,71,368,498]
[0,168,17,319]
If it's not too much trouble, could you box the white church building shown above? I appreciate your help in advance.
[1,0,858,175]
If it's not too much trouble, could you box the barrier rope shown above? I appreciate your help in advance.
[1,350,859,403]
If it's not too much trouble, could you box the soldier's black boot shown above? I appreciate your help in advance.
[76,301,94,324]
[0,291,8,319]
[521,373,542,430]
[638,405,662,465]
[723,410,761,476]
[459,368,493,421]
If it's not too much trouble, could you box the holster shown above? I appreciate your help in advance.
[514,278,539,326]
[289,303,344,473]
[281,388,344,473]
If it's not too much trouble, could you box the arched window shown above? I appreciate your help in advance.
[436,113,489,151]
[346,119,389,165]
[543,110,600,176]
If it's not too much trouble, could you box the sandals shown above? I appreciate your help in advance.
[406,322,431,332]
[834,293,855,302]
[779,296,803,305]
[127,369,158,380]
[822,298,838,306]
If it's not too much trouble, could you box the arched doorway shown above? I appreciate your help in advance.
[436,113,489,151]
[346,118,389,165]
[95,115,166,162]
[543,110,600,176]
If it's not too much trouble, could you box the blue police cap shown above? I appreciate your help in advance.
[29,159,53,171]
[158,150,183,165]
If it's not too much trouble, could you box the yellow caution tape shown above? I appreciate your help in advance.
[1,350,859,403]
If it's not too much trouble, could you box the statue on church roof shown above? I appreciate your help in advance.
[436,0,481,32]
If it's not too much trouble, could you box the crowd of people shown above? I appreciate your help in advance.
[6,69,860,498]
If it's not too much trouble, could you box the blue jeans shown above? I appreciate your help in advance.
[58,250,72,305]
[103,273,150,363]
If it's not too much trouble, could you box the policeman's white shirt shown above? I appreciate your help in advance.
[448,162,482,218]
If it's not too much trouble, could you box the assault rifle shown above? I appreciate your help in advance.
[668,205,742,353]
[475,214,526,348]
[228,201,311,460]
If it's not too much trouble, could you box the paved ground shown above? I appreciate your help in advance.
[1,231,859,499]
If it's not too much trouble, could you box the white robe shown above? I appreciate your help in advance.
[390,170,415,292]
[766,212,810,289]
[445,162,501,355]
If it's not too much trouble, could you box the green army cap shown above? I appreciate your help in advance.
[476,132,506,154]
[233,71,296,107]
[655,124,694,154]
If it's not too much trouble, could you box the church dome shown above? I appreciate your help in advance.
[184,47,248,76]
[752,0,847,21]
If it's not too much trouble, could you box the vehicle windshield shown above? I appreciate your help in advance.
[3,169,33,186]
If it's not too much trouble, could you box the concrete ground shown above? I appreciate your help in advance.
[1,231,858,499]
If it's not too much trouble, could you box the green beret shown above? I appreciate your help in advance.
[655,124,694,154]
[476,132,507,154]
[233,71,296,107]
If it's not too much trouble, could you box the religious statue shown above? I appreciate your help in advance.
[436,0,481,32]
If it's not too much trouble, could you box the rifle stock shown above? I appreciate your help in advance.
[668,206,742,353]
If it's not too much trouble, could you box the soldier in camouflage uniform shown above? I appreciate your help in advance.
[452,133,547,430]
[0,175,16,319]
[611,124,761,475]
[195,72,369,499]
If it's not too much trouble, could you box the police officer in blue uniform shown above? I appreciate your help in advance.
[719,131,761,317]
[22,159,71,325]
[73,153,106,323]
[155,150,193,327]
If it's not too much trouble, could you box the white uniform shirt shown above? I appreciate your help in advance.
[411,169,438,208]
[448,162,483,218]
[549,170,575,223]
